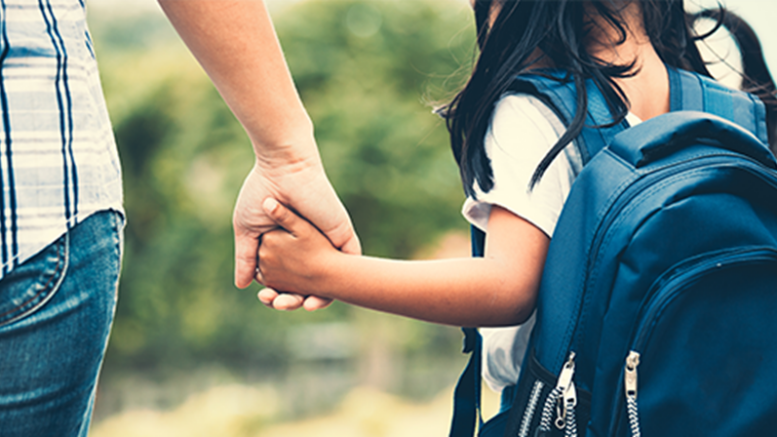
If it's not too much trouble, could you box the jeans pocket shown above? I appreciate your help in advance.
[0,233,68,327]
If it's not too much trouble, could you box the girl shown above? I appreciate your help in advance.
[257,0,776,412]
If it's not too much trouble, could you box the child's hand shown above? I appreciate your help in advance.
[257,198,341,299]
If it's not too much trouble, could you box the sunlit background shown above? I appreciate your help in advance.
[83,1,776,436]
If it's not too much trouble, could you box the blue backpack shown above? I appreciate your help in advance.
[450,67,777,437]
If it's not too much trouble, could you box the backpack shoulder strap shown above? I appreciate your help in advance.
[510,71,630,163]
[669,67,768,143]
[449,226,485,437]
[515,68,769,159]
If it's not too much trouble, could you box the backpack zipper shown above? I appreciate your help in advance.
[623,351,641,437]
[555,352,577,430]
[623,351,639,401]
[518,380,545,437]
[536,351,576,435]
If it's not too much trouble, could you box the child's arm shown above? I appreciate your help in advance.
[258,198,548,327]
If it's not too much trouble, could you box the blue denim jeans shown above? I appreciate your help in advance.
[0,210,123,436]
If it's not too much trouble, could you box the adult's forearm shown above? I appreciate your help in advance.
[157,0,316,159]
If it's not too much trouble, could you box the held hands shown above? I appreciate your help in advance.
[257,198,341,299]
[233,157,359,311]
[160,0,358,311]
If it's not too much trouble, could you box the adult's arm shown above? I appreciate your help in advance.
[157,0,360,310]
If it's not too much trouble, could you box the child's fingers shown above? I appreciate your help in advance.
[258,288,306,311]
[257,288,278,307]
[262,197,309,236]
[303,295,333,311]
[273,292,306,310]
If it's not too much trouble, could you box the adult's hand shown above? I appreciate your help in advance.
[233,144,360,311]
[157,0,360,311]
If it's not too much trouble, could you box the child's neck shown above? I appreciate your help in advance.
[585,2,671,121]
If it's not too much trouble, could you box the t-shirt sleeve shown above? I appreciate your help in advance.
[461,94,577,238]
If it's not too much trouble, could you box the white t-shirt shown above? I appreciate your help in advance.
[462,93,641,392]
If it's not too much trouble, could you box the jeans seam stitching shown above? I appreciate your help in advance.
[0,234,69,326]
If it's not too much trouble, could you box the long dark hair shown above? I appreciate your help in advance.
[443,0,777,196]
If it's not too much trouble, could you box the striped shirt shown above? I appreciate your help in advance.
[0,0,122,280]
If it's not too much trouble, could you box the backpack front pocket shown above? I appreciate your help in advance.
[606,248,777,437]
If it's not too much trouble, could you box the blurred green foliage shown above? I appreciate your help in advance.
[93,0,475,379]
[279,0,474,257]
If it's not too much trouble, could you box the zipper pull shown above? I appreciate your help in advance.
[564,381,577,409]
[624,351,642,437]
[561,380,577,428]
[624,351,640,399]
[554,352,576,429]
[557,352,576,390]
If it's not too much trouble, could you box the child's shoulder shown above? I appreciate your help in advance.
[490,93,563,151]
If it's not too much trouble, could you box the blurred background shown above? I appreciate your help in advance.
[88,1,484,436]
[84,0,775,436]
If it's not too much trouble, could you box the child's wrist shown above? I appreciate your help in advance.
[308,249,348,299]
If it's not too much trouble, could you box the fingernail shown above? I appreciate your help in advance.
[263,198,279,213]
